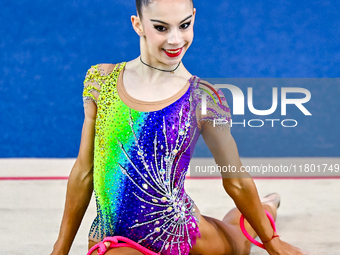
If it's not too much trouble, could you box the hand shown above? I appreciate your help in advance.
[264,237,313,255]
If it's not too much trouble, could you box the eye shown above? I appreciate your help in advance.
[180,21,191,29]
[154,25,167,32]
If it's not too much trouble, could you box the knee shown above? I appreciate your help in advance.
[233,239,251,255]
[241,242,251,255]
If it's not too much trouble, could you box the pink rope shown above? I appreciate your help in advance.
[239,210,278,249]
[87,236,160,255]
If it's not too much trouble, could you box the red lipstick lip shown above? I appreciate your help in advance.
[163,47,183,57]
[164,47,182,51]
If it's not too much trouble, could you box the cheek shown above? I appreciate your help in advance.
[144,26,164,47]
[186,28,194,41]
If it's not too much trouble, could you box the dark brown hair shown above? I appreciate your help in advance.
[136,0,193,20]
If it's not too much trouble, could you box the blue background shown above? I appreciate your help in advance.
[1,0,339,157]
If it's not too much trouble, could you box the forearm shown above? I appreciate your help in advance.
[52,161,94,255]
[223,177,274,243]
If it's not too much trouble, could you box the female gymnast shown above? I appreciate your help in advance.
[50,0,311,254]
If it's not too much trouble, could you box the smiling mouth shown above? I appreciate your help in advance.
[163,47,183,54]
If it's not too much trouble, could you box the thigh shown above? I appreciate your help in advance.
[88,216,247,255]
[88,240,143,255]
[189,215,245,255]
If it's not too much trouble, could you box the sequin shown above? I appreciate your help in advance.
[172,149,178,155]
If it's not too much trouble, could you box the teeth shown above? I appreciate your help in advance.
[165,48,181,54]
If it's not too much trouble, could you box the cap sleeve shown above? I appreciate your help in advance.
[195,80,232,132]
[82,64,104,106]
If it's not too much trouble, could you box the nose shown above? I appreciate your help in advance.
[168,28,181,45]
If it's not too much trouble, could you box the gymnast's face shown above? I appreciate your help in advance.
[132,0,196,66]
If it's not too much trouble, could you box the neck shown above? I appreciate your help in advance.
[139,40,183,76]
[140,56,181,73]
[125,57,192,86]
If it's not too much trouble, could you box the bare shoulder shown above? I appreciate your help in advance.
[93,63,117,76]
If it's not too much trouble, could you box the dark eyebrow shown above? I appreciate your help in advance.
[150,14,192,25]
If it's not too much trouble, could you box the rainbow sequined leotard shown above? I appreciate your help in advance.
[82,62,231,255]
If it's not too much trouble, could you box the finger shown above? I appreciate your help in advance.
[104,241,110,248]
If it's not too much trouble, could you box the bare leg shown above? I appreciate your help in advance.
[87,194,280,255]
[221,193,280,255]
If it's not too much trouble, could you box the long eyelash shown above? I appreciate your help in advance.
[181,22,191,29]
[154,26,166,32]
[154,21,191,32]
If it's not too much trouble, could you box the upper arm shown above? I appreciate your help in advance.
[76,65,104,171]
[196,81,246,179]
[82,65,103,107]
[78,63,117,159]
[201,124,244,179]
[195,81,231,132]
[77,64,116,170]
[201,117,251,191]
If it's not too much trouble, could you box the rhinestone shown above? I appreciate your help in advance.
[167,207,173,212]
[185,121,190,127]
[142,184,148,189]
[160,168,165,174]
[179,129,184,135]
[137,150,143,156]
[164,156,170,162]
[155,227,161,233]
[171,149,178,155]
[165,243,169,250]
[155,221,160,225]
[161,197,167,202]
[173,188,178,194]
[152,199,158,203]
[120,168,127,175]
